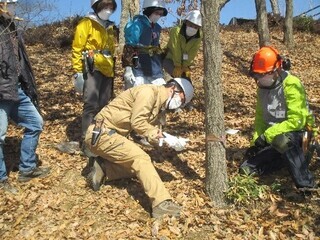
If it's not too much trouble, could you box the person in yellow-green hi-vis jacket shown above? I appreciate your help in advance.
[71,0,117,153]
[240,46,318,192]
[163,10,202,79]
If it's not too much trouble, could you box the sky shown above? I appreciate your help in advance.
[50,0,319,27]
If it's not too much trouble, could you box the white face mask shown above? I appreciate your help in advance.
[98,9,113,20]
[166,93,182,110]
[257,74,275,88]
[149,13,161,23]
[186,26,198,37]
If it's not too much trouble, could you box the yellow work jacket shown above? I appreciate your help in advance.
[72,14,116,77]
[165,24,202,68]
[95,85,168,144]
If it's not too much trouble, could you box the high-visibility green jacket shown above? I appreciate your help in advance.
[165,24,202,68]
[72,13,116,77]
[252,71,317,145]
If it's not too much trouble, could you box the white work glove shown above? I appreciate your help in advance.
[123,66,135,88]
[160,132,189,151]
[73,72,84,94]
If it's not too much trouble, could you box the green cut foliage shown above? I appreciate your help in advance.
[225,174,267,205]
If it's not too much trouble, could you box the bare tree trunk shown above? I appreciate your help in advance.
[255,0,271,47]
[130,0,140,18]
[283,0,294,48]
[269,0,280,15]
[119,0,140,54]
[201,0,228,207]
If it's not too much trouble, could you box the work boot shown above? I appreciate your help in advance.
[0,179,18,194]
[18,166,51,182]
[86,157,105,191]
[81,157,95,177]
[152,200,181,218]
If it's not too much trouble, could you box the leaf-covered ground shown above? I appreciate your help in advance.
[1,27,320,239]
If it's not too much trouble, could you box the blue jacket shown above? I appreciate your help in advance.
[124,15,163,78]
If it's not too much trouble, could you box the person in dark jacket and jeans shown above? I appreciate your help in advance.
[0,0,50,194]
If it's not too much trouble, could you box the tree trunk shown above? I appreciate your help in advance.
[201,0,228,207]
[119,0,140,55]
[255,0,271,47]
[269,0,280,15]
[283,0,294,48]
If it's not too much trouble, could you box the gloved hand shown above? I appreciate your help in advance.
[172,66,183,77]
[73,72,84,94]
[243,146,260,161]
[254,134,268,149]
[161,132,189,151]
[123,66,135,88]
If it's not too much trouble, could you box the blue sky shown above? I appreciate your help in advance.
[52,0,319,27]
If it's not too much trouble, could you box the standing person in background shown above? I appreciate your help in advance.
[122,0,168,89]
[240,46,318,192]
[0,0,50,194]
[71,0,117,169]
[163,10,202,80]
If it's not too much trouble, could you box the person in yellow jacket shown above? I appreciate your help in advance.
[163,10,202,79]
[84,78,194,218]
[71,0,117,153]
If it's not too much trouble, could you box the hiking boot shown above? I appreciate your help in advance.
[297,185,319,195]
[86,157,105,191]
[18,166,51,182]
[0,179,18,194]
[152,200,181,218]
[81,157,95,177]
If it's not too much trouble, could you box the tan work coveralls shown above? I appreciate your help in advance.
[85,85,172,207]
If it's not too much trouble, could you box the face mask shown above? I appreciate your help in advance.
[149,13,161,23]
[166,93,182,110]
[257,74,275,88]
[186,26,198,37]
[98,9,113,20]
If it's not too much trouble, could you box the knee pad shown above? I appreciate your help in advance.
[272,133,293,154]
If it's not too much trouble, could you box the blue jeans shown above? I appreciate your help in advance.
[0,87,43,181]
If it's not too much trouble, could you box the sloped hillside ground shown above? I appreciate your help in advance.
[1,27,320,239]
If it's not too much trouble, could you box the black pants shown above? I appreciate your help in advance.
[82,71,113,140]
[240,132,315,188]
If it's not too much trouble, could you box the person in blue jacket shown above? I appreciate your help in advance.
[122,0,168,89]
[240,46,318,192]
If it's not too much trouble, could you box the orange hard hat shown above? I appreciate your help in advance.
[250,46,282,74]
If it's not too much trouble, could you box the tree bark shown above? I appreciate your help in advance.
[201,0,228,207]
[283,0,294,48]
[269,0,280,15]
[255,0,271,47]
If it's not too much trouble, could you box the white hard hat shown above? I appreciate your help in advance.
[91,0,99,6]
[0,0,18,3]
[173,78,194,105]
[142,0,167,16]
[91,0,117,10]
[143,0,165,9]
[185,10,202,27]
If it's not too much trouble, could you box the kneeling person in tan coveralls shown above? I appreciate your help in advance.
[84,78,194,218]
